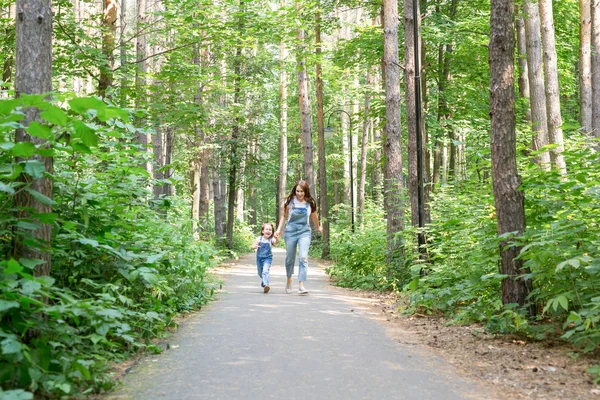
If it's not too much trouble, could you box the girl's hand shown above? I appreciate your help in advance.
[251,242,259,250]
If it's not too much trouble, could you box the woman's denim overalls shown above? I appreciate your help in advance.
[256,237,273,286]
[284,201,311,282]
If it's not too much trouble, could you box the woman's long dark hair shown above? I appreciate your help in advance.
[284,180,317,212]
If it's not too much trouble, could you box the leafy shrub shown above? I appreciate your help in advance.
[326,201,395,291]
[0,96,219,398]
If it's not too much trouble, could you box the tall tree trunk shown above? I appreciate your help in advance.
[277,0,288,229]
[163,126,174,196]
[135,0,150,171]
[214,60,228,237]
[524,0,550,167]
[192,159,201,232]
[434,0,458,185]
[226,7,244,249]
[296,5,315,192]
[195,46,210,226]
[152,125,164,198]
[373,116,382,203]
[359,71,372,228]
[99,0,117,96]
[382,0,404,267]
[489,0,535,316]
[315,7,329,257]
[404,0,429,228]
[539,0,566,175]
[581,0,593,134]
[119,0,127,105]
[591,0,600,147]
[14,0,53,277]
[1,4,15,92]
[516,10,531,119]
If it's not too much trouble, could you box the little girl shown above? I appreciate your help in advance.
[251,223,278,293]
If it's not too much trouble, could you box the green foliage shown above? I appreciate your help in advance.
[0,96,218,398]
[326,202,395,291]
[519,138,600,352]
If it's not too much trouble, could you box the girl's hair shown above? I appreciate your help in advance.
[284,180,317,212]
[261,223,275,236]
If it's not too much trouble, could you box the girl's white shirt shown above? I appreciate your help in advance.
[257,235,276,246]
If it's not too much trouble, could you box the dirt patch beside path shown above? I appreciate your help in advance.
[329,285,600,400]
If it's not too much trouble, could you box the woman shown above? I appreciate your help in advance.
[274,180,322,294]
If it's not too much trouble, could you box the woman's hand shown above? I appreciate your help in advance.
[317,225,323,234]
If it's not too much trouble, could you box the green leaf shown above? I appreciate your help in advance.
[24,188,55,205]
[11,142,35,157]
[553,295,569,312]
[0,98,22,115]
[71,142,92,153]
[0,141,15,151]
[0,389,34,400]
[57,383,71,394]
[146,252,166,264]
[0,182,15,194]
[20,280,42,296]
[4,259,23,274]
[23,160,45,178]
[33,212,57,224]
[78,238,99,247]
[1,335,22,355]
[19,258,45,270]
[74,360,92,380]
[88,333,106,344]
[40,106,68,126]
[0,300,20,312]
[73,121,98,147]
[16,221,40,230]
[69,97,106,114]
[26,121,52,139]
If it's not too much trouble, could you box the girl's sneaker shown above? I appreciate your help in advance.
[298,287,308,295]
[264,285,270,293]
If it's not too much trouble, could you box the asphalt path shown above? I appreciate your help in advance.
[106,248,490,400]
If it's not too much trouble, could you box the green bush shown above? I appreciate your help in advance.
[0,96,219,398]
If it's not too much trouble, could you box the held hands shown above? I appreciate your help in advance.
[274,230,281,239]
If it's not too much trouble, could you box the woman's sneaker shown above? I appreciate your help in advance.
[285,284,293,294]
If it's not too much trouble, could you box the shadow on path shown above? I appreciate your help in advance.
[105,249,491,400]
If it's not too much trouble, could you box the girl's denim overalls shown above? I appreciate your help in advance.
[256,236,273,286]
[284,200,311,282]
